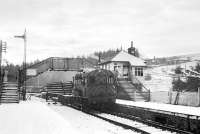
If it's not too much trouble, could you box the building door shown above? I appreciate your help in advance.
[114,66,117,71]
[123,65,129,79]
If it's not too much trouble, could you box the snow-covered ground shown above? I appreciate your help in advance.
[0,97,139,134]
[144,66,173,92]
[144,61,200,92]
[0,98,80,134]
[117,99,200,116]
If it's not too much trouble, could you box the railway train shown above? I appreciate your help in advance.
[73,69,118,107]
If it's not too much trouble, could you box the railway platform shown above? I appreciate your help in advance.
[0,98,80,134]
[115,99,200,133]
[116,99,200,117]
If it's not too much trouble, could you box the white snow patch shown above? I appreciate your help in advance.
[144,66,173,92]
[0,99,80,134]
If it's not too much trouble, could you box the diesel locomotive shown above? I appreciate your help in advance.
[73,69,117,106]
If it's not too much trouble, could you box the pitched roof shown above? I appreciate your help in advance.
[100,51,146,66]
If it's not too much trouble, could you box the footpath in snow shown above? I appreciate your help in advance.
[116,99,200,117]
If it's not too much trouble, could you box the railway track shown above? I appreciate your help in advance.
[81,107,192,134]
[59,104,158,134]
[92,112,174,134]
[47,95,194,134]
[53,101,180,134]
[107,104,195,134]
[85,110,152,134]
[101,110,193,134]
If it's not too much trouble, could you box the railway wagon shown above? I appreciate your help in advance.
[73,69,117,106]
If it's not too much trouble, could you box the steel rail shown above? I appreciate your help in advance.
[105,111,193,134]
[46,94,194,134]
[65,103,151,134]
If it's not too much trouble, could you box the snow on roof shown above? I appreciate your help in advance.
[101,51,146,66]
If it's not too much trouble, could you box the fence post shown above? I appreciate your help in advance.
[169,88,172,104]
[148,90,151,102]
[198,88,200,106]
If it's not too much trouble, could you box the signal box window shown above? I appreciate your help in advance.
[135,67,143,76]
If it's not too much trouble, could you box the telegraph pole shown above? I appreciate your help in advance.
[0,40,1,103]
[0,41,7,82]
[14,29,27,100]
[0,40,6,102]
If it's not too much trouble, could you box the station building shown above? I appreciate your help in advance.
[99,42,147,82]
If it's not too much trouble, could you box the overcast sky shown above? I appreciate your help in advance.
[0,0,200,65]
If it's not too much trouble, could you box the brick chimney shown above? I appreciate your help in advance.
[128,41,136,56]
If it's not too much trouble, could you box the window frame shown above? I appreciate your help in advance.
[135,67,143,76]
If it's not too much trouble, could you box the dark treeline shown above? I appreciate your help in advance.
[1,59,41,82]
[2,64,20,82]
[94,48,120,60]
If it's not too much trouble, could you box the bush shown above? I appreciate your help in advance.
[172,63,200,92]
[174,66,182,74]
[186,77,200,92]
[172,78,186,91]
[195,63,200,73]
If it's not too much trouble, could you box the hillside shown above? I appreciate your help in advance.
[146,53,200,66]
[143,60,200,92]
[172,53,200,61]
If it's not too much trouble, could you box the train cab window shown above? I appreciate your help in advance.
[110,77,113,84]
[81,78,86,86]
[106,76,113,84]
[108,77,110,84]
[85,78,87,85]
[76,80,79,84]
[78,79,81,84]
